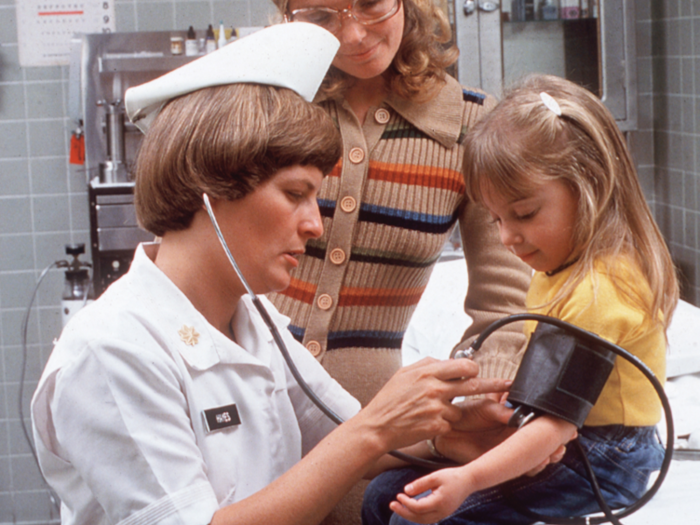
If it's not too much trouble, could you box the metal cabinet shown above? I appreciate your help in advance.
[69,31,200,295]
[451,0,637,130]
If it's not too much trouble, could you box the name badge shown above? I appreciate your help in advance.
[203,403,241,433]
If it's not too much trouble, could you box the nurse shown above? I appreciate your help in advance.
[31,24,513,525]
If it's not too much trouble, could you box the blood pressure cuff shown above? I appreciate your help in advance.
[507,322,617,429]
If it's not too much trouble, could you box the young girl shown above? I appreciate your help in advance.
[364,74,679,525]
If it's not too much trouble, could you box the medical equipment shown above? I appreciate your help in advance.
[70,32,195,295]
[61,244,95,327]
[456,314,674,525]
[499,320,617,430]
[202,193,673,522]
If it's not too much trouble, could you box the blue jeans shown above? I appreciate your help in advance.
[362,426,663,525]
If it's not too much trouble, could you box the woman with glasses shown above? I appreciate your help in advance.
[268,3,532,522]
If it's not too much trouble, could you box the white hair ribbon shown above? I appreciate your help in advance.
[540,92,562,116]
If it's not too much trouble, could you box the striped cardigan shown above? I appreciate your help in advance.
[269,75,531,407]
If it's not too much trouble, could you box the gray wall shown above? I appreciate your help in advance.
[638,0,700,305]
[0,0,698,523]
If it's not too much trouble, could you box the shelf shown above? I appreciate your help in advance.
[98,54,199,73]
[504,17,598,24]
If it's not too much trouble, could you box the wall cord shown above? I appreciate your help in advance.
[19,259,72,513]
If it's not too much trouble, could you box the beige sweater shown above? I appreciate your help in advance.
[269,75,532,407]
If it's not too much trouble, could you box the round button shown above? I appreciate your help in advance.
[348,147,365,164]
[340,196,357,213]
[375,108,390,124]
[329,248,346,265]
[306,340,322,356]
[317,294,333,310]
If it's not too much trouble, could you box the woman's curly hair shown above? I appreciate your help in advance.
[272,0,458,102]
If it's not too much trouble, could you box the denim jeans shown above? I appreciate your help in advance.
[362,425,663,525]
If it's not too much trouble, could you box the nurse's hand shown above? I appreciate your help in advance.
[434,398,515,464]
[358,357,510,453]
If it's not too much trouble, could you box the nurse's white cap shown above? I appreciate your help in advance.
[125,22,339,133]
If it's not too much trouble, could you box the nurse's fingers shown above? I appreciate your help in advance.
[404,356,480,382]
[452,377,512,398]
[397,358,510,404]
[419,359,479,381]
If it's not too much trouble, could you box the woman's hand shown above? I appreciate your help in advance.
[357,357,511,453]
[390,467,473,524]
[434,398,515,464]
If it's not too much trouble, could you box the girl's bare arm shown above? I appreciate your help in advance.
[392,415,577,523]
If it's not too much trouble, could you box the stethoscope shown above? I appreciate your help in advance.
[202,193,673,525]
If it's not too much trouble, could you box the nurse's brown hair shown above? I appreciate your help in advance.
[134,83,341,237]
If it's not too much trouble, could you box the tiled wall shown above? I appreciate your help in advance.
[640,0,700,304]
[0,2,277,523]
[0,0,698,524]
[631,0,656,223]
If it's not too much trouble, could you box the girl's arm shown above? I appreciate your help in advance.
[390,415,577,524]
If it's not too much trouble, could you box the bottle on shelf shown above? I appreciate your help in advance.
[560,0,580,19]
[206,24,217,53]
[539,0,558,20]
[185,25,199,56]
[218,21,227,49]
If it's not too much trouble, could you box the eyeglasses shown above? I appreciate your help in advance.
[286,0,401,35]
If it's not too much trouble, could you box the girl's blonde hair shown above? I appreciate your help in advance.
[463,74,678,329]
[272,0,458,102]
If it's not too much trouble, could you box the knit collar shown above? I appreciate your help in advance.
[383,75,466,149]
[317,74,468,149]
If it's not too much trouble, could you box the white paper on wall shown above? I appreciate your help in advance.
[15,1,116,67]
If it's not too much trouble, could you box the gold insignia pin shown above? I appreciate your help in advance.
[178,325,200,346]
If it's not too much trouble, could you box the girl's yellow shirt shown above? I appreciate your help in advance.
[525,258,665,426]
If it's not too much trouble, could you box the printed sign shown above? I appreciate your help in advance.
[16,1,116,67]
